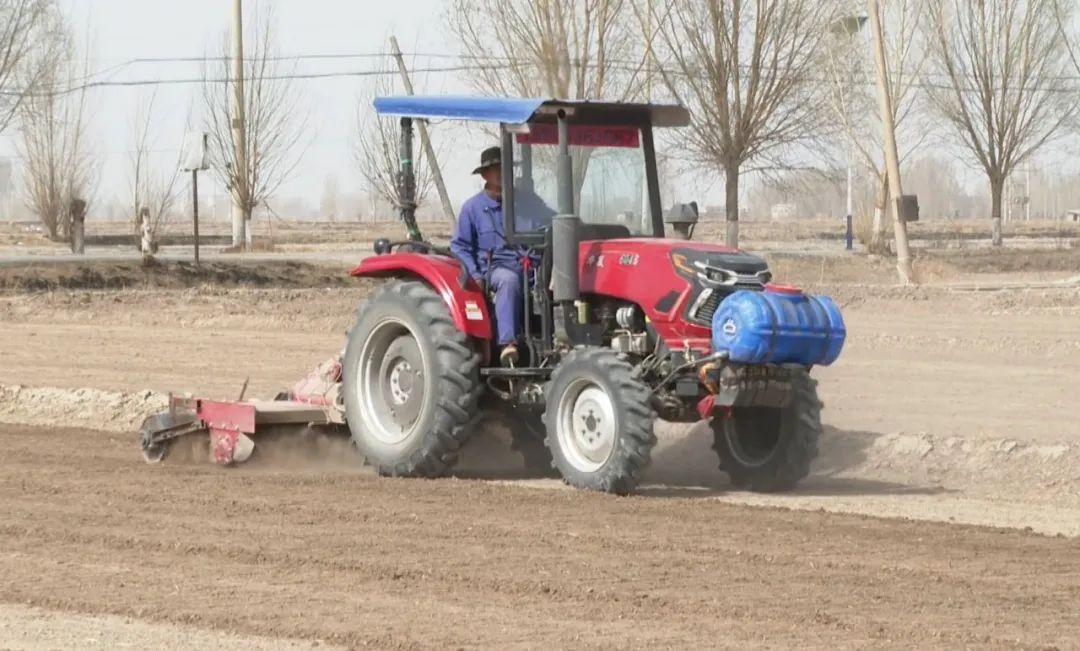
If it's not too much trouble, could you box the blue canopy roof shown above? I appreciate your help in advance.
[374,96,546,124]
[373,95,691,128]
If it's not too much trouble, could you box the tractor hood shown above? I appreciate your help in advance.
[579,238,769,276]
[578,238,772,339]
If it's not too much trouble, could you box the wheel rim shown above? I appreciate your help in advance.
[556,378,616,473]
[357,318,427,446]
[723,408,782,468]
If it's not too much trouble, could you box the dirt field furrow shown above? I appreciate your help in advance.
[0,604,324,651]
[1,425,1079,648]
[2,247,1080,647]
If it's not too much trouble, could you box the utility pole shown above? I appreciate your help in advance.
[846,156,855,251]
[827,16,868,251]
[643,0,652,220]
[181,131,210,266]
[389,36,455,225]
[829,16,864,252]
[192,169,201,265]
[1025,163,1032,222]
[230,0,248,249]
[868,0,913,284]
[844,26,858,251]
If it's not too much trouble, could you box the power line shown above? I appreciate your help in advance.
[6,56,1080,99]
[0,63,510,98]
[56,50,510,86]
[85,49,1080,81]
[94,50,542,65]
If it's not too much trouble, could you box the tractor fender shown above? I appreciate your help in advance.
[350,253,493,340]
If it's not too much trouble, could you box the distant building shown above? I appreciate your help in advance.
[771,203,798,221]
[1066,210,1080,223]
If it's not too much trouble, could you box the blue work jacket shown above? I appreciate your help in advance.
[450,191,525,279]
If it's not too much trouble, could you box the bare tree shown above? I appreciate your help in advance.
[448,0,644,100]
[320,174,340,222]
[202,8,305,243]
[0,0,57,134]
[824,0,929,254]
[449,0,647,201]
[353,67,436,220]
[925,0,1075,246]
[639,0,840,248]
[128,92,183,250]
[1054,0,1080,74]
[15,17,96,241]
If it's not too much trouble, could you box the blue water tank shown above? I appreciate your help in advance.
[711,286,846,366]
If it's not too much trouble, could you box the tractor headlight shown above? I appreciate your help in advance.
[671,249,772,327]
[704,267,733,284]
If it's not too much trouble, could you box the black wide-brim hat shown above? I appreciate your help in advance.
[472,145,501,175]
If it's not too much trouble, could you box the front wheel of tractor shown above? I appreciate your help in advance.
[542,348,657,495]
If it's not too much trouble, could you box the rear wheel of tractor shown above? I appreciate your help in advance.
[711,370,822,492]
[342,280,482,477]
[543,348,657,495]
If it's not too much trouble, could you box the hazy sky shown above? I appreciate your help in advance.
[3,1,1075,222]
[5,0,499,218]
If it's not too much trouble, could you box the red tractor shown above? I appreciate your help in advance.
[142,97,845,495]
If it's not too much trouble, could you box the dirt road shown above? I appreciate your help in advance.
[1,423,1078,648]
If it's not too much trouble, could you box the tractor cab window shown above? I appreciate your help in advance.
[511,124,650,238]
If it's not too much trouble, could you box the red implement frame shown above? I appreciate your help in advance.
[160,395,341,466]
[198,400,257,464]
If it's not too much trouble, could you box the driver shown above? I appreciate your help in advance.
[450,146,527,366]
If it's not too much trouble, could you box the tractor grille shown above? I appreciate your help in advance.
[690,281,767,326]
[694,289,725,325]
[681,259,771,326]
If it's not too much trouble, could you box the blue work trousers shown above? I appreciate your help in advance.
[489,266,522,346]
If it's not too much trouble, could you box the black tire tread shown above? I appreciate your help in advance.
[712,371,822,492]
[543,347,657,495]
[344,280,482,478]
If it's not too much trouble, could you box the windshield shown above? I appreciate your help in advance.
[511,124,652,237]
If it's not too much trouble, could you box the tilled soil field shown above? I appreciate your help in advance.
[0,280,1079,532]
[2,423,1079,649]
[1,256,1080,647]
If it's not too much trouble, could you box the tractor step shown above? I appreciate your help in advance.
[479,367,552,379]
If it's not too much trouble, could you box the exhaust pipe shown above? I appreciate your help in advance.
[552,111,580,305]
[551,111,581,342]
[552,215,579,303]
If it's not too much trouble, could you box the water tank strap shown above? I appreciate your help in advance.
[761,294,782,361]
[807,296,832,365]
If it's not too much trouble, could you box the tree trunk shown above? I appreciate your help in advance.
[139,206,153,261]
[870,171,889,254]
[990,178,1004,247]
[70,219,84,254]
[725,165,739,249]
